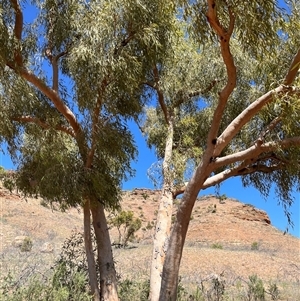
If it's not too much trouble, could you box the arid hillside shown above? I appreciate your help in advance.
[1,185,299,299]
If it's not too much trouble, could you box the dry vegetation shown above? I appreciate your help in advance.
[1,185,299,300]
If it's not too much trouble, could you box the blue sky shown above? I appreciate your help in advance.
[1,0,299,238]
[121,123,300,238]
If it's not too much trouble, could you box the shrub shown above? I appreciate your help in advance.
[267,282,280,300]
[118,279,150,301]
[20,237,33,252]
[251,241,259,250]
[0,265,92,301]
[40,199,49,208]
[247,274,265,301]
[0,166,5,178]
[211,243,223,249]
[142,193,149,200]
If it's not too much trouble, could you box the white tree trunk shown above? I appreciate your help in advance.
[91,202,119,301]
[83,200,101,301]
[150,120,174,301]
[159,156,211,301]
[149,188,173,301]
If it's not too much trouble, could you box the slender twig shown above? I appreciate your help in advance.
[256,116,282,143]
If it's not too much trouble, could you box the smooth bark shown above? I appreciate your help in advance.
[91,202,119,301]
[149,188,173,301]
[149,65,175,299]
[159,156,212,301]
[83,200,101,301]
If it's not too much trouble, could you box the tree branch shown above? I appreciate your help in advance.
[11,116,75,137]
[173,79,220,108]
[257,116,282,142]
[86,79,108,168]
[213,136,300,170]
[206,0,224,36]
[175,143,296,197]
[16,68,81,135]
[113,30,136,57]
[284,47,300,85]
[51,51,67,92]
[214,45,300,157]
[206,2,236,148]
[188,79,219,97]
[214,85,298,157]
[153,65,169,124]
[201,162,284,190]
[10,0,23,66]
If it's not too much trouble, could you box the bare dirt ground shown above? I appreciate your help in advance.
[1,186,299,299]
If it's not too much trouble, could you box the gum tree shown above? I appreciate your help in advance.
[141,1,300,300]
[142,24,226,300]
[0,0,173,300]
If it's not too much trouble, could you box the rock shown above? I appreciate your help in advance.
[40,242,54,253]
[231,205,271,225]
[13,236,28,248]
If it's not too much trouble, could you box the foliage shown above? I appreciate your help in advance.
[20,237,33,252]
[247,275,265,301]
[118,279,150,301]
[0,166,5,178]
[251,242,259,251]
[267,282,280,301]
[0,265,92,301]
[211,243,223,250]
[0,0,176,211]
[109,210,142,247]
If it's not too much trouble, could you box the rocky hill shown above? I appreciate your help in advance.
[0,186,299,299]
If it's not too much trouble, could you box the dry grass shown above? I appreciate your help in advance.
[1,186,299,300]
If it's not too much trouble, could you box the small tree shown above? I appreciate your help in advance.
[109,210,142,248]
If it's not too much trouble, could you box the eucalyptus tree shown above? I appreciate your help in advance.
[142,1,300,300]
[0,0,174,300]
[142,25,226,300]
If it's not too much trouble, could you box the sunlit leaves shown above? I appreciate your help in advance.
[0,0,177,209]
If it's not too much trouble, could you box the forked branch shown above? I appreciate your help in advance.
[206,1,236,147]
[215,46,300,157]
